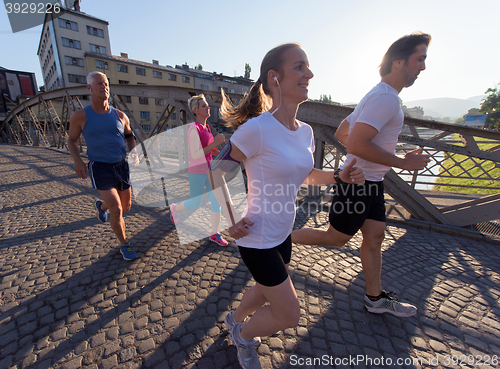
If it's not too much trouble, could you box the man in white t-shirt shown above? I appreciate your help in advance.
[292,32,432,317]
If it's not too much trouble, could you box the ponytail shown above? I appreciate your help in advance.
[220,80,270,131]
[220,42,302,131]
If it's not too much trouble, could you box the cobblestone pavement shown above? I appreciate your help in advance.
[1,145,499,369]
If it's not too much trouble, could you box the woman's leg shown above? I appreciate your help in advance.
[176,174,206,212]
[205,174,222,234]
[238,276,300,341]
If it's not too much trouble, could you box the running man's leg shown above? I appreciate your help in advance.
[98,188,127,245]
[291,225,351,247]
[359,218,385,296]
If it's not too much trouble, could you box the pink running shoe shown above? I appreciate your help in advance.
[209,233,228,246]
[170,204,179,224]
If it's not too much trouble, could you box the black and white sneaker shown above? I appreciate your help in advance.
[364,291,417,317]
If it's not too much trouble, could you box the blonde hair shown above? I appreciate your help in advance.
[188,94,206,116]
[220,43,301,130]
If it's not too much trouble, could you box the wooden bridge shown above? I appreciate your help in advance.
[1,85,499,236]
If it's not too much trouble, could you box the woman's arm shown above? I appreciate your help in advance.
[208,142,253,239]
[189,129,225,160]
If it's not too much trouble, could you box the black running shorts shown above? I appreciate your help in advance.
[238,234,292,287]
[88,160,131,191]
[329,180,386,236]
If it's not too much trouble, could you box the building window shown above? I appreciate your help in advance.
[117,64,128,73]
[168,74,177,81]
[89,43,106,54]
[86,25,104,37]
[64,56,84,67]
[68,74,86,84]
[155,99,164,106]
[59,18,78,31]
[62,37,81,49]
[140,111,150,120]
[171,113,177,120]
[200,84,209,90]
[153,70,162,79]
[95,60,108,69]
[137,82,147,85]
[182,76,190,83]
[141,124,151,132]
[118,80,129,85]
[122,96,132,103]
[139,97,149,105]
[136,67,146,76]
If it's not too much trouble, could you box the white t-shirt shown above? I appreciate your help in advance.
[344,82,404,181]
[230,111,315,249]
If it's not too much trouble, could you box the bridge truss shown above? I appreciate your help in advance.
[1,85,499,233]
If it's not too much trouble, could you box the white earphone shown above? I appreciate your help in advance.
[274,76,279,85]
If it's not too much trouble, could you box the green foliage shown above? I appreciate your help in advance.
[433,134,500,194]
[479,83,500,129]
[310,94,335,104]
[455,108,481,126]
[244,63,251,79]
[194,64,203,70]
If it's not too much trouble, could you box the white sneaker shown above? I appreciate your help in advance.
[229,323,262,369]
[364,291,417,317]
[224,310,261,347]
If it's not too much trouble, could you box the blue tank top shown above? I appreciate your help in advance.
[82,106,127,163]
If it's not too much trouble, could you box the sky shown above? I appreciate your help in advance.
[1,0,499,105]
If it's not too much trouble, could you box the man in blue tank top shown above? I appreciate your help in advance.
[68,72,139,260]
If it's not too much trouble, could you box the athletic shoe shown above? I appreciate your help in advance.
[93,200,109,222]
[170,203,179,224]
[224,310,260,347]
[229,323,262,369]
[209,233,228,246]
[364,290,417,317]
[120,242,137,261]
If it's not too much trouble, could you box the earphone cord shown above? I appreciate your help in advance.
[271,82,282,115]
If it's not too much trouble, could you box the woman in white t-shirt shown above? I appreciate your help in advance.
[209,43,365,369]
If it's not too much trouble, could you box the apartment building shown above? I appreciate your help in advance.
[85,53,195,131]
[37,9,112,91]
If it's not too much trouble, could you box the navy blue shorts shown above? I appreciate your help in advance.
[238,234,292,287]
[88,160,131,191]
[329,180,386,236]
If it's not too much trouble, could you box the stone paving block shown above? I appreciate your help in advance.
[2,146,500,369]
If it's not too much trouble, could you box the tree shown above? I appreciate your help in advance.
[455,108,480,125]
[244,63,251,79]
[479,83,500,129]
[194,64,203,70]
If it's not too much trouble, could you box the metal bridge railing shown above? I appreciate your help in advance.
[2,85,500,235]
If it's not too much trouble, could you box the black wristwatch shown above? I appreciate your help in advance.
[334,169,345,184]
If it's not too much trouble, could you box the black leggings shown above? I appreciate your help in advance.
[238,234,292,287]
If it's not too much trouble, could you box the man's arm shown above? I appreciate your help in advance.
[335,119,350,146]
[118,110,139,166]
[68,110,88,179]
[118,111,137,152]
[303,158,365,186]
[347,122,430,171]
